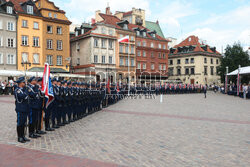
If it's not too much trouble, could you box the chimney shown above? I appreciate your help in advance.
[106,6,111,15]
[91,18,96,25]
[156,20,159,24]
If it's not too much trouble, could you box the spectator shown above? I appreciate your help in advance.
[243,83,248,100]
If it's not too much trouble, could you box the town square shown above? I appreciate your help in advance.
[0,0,249,167]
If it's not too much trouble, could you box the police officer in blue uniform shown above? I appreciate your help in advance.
[14,77,30,143]
[27,76,41,138]
[51,78,60,129]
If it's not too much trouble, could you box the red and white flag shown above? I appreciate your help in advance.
[237,69,240,96]
[118,35,129,43]
[41,63,54,108]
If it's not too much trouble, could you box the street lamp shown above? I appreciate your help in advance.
[21,61,31,79]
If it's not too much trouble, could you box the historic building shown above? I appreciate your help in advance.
[0,0,17,71]
[168,35,221,85]
[12,0,70,73]
[95,8,136,83]
[70,22,117,82]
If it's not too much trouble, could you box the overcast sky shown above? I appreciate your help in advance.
[53,0,250,52]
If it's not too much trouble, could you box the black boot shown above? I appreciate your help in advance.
[29,124,37,138]
[17,126,25,143]
[22,125,30,142]
[33,122,41,137]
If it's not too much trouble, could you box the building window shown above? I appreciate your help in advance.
[169,68,173,76]
[158,53,161,58]
[94,38,98,47]
[7,6,13,14]
[54,14,57,18]
[125,45,129,53]
[77,58,80,65]
[22,36,28,46]
[177,59,181,64]
[7,22,14,31]
[143,63,146,69]
[108,40,113,49]
[158,44,162,49]
[123,24,128,30]
[137,51,141,56]
[169,60,173,65]
[57,27,62,34]
[211,58,213,64]
[0,53,3,64]
[143,51,146,57]
[22,20,28,27]
[162,53,166,59]
[136,31,140,36]
[33,22,39,29]
[21,53,28,63]
[142,41,146,47]
[143,31,146,37]
[151,42,154,48]
[137,41,141,46]
[204,66,207,75]
[46,55,53,65]
[48,12,52,17]
[57,55,62,65]
[27,5,33,14]
[185,58,189,64]
[47,39,53,49]
[57,40,63,50]
[185,68,189,75]
[33,37,39,47]
[151,64,154,70]
[119,44,123,53]
[101,39,106,48]
[94,55,98,63]
[151,52,154,58]
[131,36,135,41]
[177,68,181,75]
[216,67,219,75]
[131,45,134,54]
[159,64,162,70]
[163,64,166,70]
[109,56,112,64]
[137,62,141,69]
[47,25,52,33]
[33,53,39,64]
[163,45,166,49]
[120,57,124,66]
[216,59,219,64]
[102,55,105,63]
[7,38,15,48]
[191,68,195,74]
[204,57,207,63]
[108,29,113,35]
[191,58,194,63]
[125,57,128,66]
[210,66,214,75]
[7,54,15,64]
[131,58,134,66]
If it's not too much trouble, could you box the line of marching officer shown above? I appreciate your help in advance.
[14,76,116,143]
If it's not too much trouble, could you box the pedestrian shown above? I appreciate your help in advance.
[204,84,207,98]
[243,83,248,100]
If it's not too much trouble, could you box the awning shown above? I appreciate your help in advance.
[28,67,69,73]
[227,66,250,76]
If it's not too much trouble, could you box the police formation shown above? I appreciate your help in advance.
[14,76,118,143]
[14,76,205,143]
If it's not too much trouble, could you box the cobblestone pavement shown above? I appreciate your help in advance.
[0,93,249,167]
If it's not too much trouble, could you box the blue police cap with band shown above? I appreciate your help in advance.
[37,77,42,82]
[16,77,25,84]
[51,78,57,82]
[28,76,36,82]
[67,81,71,85]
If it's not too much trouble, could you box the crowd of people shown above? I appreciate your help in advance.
[226,83,250,99]
[0,80,14,95]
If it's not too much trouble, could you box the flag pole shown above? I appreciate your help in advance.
[237,65,241,96]
[225,66,228,94]
[128,41,130,96]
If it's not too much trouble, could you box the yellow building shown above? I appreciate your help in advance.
[13,0,71,73]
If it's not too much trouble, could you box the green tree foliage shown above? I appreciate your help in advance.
[218,43,250,83]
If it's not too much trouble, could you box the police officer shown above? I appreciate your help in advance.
[51,78,60,129]
[27,77,41,138]
[14,77,30,143]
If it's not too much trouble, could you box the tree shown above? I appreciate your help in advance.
[218,42,250,83]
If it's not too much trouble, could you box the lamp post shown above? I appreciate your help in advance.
[21,61,31,80]
[225,66,228,93]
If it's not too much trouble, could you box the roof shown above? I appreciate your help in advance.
[123,11,132,16]
[171,35,221,55]
[145,21,165,38]
[98,13,168,41]
[227,66,250,76]
[11,0,41,16]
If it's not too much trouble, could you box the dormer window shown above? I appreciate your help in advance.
[27,5,33,14]
[7,6,13,14]
[143,31,146,37]
[152,33,156,38]
[136,30,140,36]
[48,12,52,17]
[123,24,128,30]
